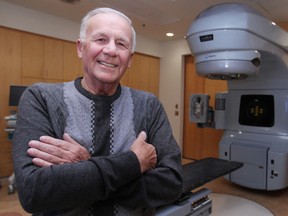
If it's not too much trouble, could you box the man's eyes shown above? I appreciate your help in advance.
[91,38,129,49]
[117,42,128,48]
[92,38,106,42]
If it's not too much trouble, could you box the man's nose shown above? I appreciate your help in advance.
[103,41,117,55]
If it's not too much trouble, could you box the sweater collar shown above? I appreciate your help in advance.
[74,77,121,102]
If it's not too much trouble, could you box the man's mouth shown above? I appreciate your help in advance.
[98,61,117,68]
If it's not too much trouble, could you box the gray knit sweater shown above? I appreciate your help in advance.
[12,78,183,216]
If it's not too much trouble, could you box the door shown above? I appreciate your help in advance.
[183,55,227,159]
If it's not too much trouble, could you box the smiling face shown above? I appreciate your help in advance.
[77,12,134,95]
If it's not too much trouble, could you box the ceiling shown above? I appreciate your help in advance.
[2,0,288,41]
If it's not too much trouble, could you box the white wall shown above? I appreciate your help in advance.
[0,0,191,148]
[0,1,79,42]
[159,40,191,149]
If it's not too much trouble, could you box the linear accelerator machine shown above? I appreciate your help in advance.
[156,2,288,216]
[187,2,288,191]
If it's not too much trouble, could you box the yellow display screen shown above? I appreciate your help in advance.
[239,95,274,127]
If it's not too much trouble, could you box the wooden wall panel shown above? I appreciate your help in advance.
[21,77,44,86]
[44,38,63,81]
[122,53,160,97]
[63,41,82,81]
[0,27,22,177]
[147,56,160,97]
[22,33,44,79]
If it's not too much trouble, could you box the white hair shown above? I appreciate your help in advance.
[79,7,136,52]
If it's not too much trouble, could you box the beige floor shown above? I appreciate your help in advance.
[1,165,288,216]
[210,193,274,216]
[0,178,30,216]
[203,177,288,216]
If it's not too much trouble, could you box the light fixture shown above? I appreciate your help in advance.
[166,32,174,37]
[60,0,80,4]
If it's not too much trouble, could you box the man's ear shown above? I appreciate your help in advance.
[76,39,83,58]
[127,53,134,68]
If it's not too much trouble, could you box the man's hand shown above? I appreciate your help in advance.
[27,133,90,167]
[130,131,157,173]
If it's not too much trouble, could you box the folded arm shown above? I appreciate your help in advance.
[13,86,153,213]
[26,95,183,209]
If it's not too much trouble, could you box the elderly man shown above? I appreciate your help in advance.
[13,7,183,216]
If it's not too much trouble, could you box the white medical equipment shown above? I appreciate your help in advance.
[187,2,288,191]
[157,2,288,215]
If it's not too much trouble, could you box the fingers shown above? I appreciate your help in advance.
[28,134,90,167]
[27,148,67,167]
[63,133,78,146]
[138,131,147,141]
[28,140,65,160]
[28,141,70,166]
[130,131,158,173]
[39,135,70,151]
[63,133,90,160]
[32,158,53,167]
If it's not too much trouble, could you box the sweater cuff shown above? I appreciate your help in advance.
[89,150,142,189]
